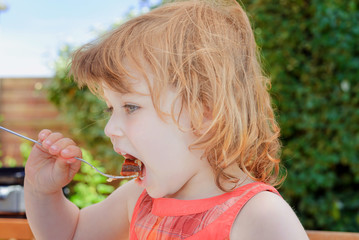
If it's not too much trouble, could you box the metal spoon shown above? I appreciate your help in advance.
[0,126,137,181]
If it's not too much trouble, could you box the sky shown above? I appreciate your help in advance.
[0,0,159,77]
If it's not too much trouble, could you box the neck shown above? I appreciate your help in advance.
[164,168,221,200]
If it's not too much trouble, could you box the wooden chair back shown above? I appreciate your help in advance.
[0,218,34,240]
[2,219,359,240]
[307,230,359,240]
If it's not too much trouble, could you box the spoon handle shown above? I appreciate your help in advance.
[0,126,136,180]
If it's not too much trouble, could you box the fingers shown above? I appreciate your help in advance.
[38,129,52,142]
[37,129,82,162]
[60,145,82,163]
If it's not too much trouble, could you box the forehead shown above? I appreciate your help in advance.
[101,58,153,95]
[102,77,149,98]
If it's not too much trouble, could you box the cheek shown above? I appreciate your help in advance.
[142,126,193,175]
[104,116,114,137]
[127,109,197,173]
[130,119,171,156]
[130,117,182,158]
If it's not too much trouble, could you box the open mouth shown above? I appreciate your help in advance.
[120,154,144,180]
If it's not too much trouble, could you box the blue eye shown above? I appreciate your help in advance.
[123,104,139,114]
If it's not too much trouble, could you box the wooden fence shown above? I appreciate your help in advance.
[0,78,67,165]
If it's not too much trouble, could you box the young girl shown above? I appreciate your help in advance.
[24,0,309,239]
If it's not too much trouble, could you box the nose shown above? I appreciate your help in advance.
[104,115,125,138]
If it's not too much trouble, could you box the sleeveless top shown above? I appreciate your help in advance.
[129,182,280,240]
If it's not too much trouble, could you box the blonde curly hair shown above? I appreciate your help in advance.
[71,0,284,191]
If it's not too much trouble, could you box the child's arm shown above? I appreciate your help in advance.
[73,179,143,239]
[24,129,82,239]
[24,129,143,239]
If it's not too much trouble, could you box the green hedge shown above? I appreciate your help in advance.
[48,0,359,231]
[241,0,359,231]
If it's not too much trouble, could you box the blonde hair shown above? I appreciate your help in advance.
[71,0,284,191]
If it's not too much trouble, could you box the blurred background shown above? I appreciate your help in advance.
[0,0,358,232]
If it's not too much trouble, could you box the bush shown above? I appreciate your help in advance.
[241,0,359,231]
[69,149,116,208]
[0,141,31,167]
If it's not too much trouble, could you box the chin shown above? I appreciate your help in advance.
[146,190,167,199]
[145,184,175,199]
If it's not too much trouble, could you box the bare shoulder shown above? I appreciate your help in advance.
[230,191,309,240]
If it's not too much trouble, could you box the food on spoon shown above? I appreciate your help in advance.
[106,158,143,182]
[120,158,142,177]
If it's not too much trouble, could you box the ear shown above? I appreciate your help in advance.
[203,109,212,124]
[198,105,213,135]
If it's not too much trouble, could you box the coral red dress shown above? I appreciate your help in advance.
[129,182,280,240]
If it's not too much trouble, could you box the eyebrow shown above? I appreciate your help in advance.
[123,91,151,97]
[104,92,150,103]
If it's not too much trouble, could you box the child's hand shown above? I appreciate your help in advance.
[25,129,82,195]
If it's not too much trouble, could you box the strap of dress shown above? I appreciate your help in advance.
[186,183,280,240]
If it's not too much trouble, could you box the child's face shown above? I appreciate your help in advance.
[103,68,213,199]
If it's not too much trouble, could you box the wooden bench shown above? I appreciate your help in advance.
[307,230,359,240]
[0,218,34,240]
[1,218,359,240]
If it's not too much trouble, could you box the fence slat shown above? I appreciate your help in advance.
[0,78,67,165]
